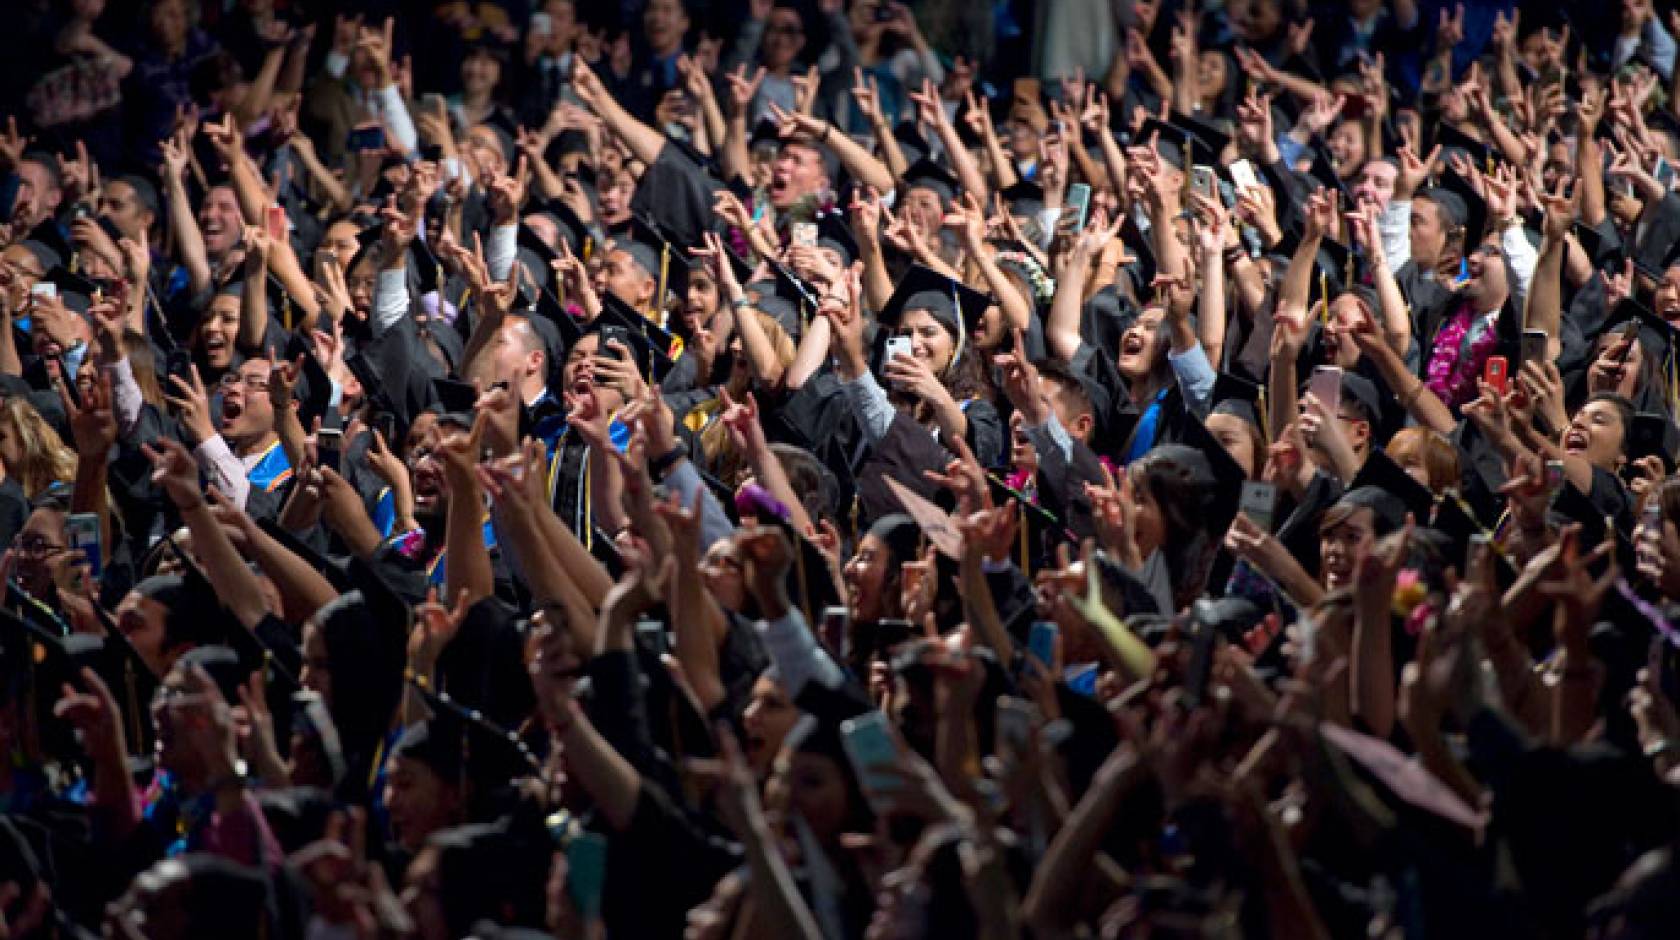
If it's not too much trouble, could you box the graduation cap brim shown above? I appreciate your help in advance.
[877,263,994,335]
[584,295,678,383]
[900,158,961,205]
[527,199,592,258]
[39,266,97,314]
[613,216,688,307]
[1168,111,1232,167]
[1350,450,1436,523]
[998,180,1046,214]
[1157,411,1247,534]
[1433,122,1495,171]
[813,211,859,267]
[1135,117,1220,170]
[430,377,481,417]
[1435,166,1490,249]
[1210,372,1265,430]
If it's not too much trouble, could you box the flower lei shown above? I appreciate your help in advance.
[996,250,1056,305]
[1423,305,1500,409]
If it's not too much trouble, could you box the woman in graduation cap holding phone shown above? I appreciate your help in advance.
[875,264,1006,468]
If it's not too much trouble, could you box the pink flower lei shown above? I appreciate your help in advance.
[1423,305,1500,409]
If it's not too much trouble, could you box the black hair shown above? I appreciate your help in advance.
[1037,359,1094,420]
[1582,391,1636,457]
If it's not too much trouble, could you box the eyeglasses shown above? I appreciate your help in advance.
[220,373,270,392]
[768,24,803,36]
[12,535,63,558]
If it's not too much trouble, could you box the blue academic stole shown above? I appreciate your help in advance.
[248,440,293,492]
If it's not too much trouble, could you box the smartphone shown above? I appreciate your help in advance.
[1239,480,1277,531]
[635,618,668,654]
[1658,156,1676,189]
[598,324,630,362]
[29,282,56,304]
[1483,355,1509,395]
[164,349,194,388]
[791,222,818,248]
[995,697,1038,754]
[872,618,915,656]
[422,93,446,116]
[839,710,901,796]
[1027,621,1057,668]
[530,11,553,35]
[1521,329,1549,367]
[1191,165,1217,199]
[66,512,101,578]
[884,335,913,364]
[564,832,608,921]
[346,125,386,152]
[1228,158,1260,192]
[264,204,287,241]
[1644,500,1663,528]
[1308,365,1343,411]
[1630,412,1671,467]
[316,426,343,471]
[1184,601,1221,710]
[1545,459,1565,491]
[1067,182,1092,232]
[819,605,849,658]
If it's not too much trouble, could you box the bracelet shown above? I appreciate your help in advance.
[731,295,753,310]
[648,444,686,479]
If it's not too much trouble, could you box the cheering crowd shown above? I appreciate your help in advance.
[6,0,1680,935]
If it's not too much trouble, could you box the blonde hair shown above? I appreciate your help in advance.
[0,398,77,500]
[1386,427,1461,495]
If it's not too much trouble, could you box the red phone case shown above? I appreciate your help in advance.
[1484,356,1508,395]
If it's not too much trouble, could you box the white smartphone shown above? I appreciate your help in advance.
[1308,365,1343,411]
[1191,165,1218,199]
[792,222,818,248]
[29,282,56,303]
[530,12,553,35]
[1229,159,1260,192]
[884,336,913,364]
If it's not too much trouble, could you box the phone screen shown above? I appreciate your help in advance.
[1240,481,1277,531]
[840,711,901,796]
[66,512,101,578]
[1027,621,1057,667]
[1308,366,1343,412]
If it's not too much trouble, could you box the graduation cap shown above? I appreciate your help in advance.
[749,117,783,151]
[430,376,481,425]
[1304,143,1355,203]
[1168,111,1232,167]
[1572,221,1614,271]
[23,221,72,272]
[1349,449,1435,523]
[612,215,687,318]
[1412,183,1481,260]
[1135,116,1222,171]
[562,295,677,384]
[1607,298,1680,413]
[1432,122,1495,173]
[892,121,930,166]
[999,180,1045,217]
[900,158,960,206]
[525,199,592,258]
[0,605,115,762]
[1210,371,1265,439]
[877,264,994,374]
[1152,419,1247,535]
[813,211,859,267]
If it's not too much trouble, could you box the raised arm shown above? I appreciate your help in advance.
[436,418,496,607]
[571,58,666,168]
[1524,179,1573,360]
[160,133,210,296]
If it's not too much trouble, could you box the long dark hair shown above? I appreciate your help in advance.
[1129,446,1220,610]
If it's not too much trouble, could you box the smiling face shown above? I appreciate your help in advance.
[198,186,242,259]
[1563,398,1628,471]
[217,358,275,446]
[897,308,956,375]
[1462,242,1509,310]
[195,294,242,369]
[1319,506,1375,591]
[1354,159,1396,208]
[685,264,720,321]
[1659,266,1680,323]
[1326,121,1365,174]
[843,533,894,623]
[1117,307,1166,381]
